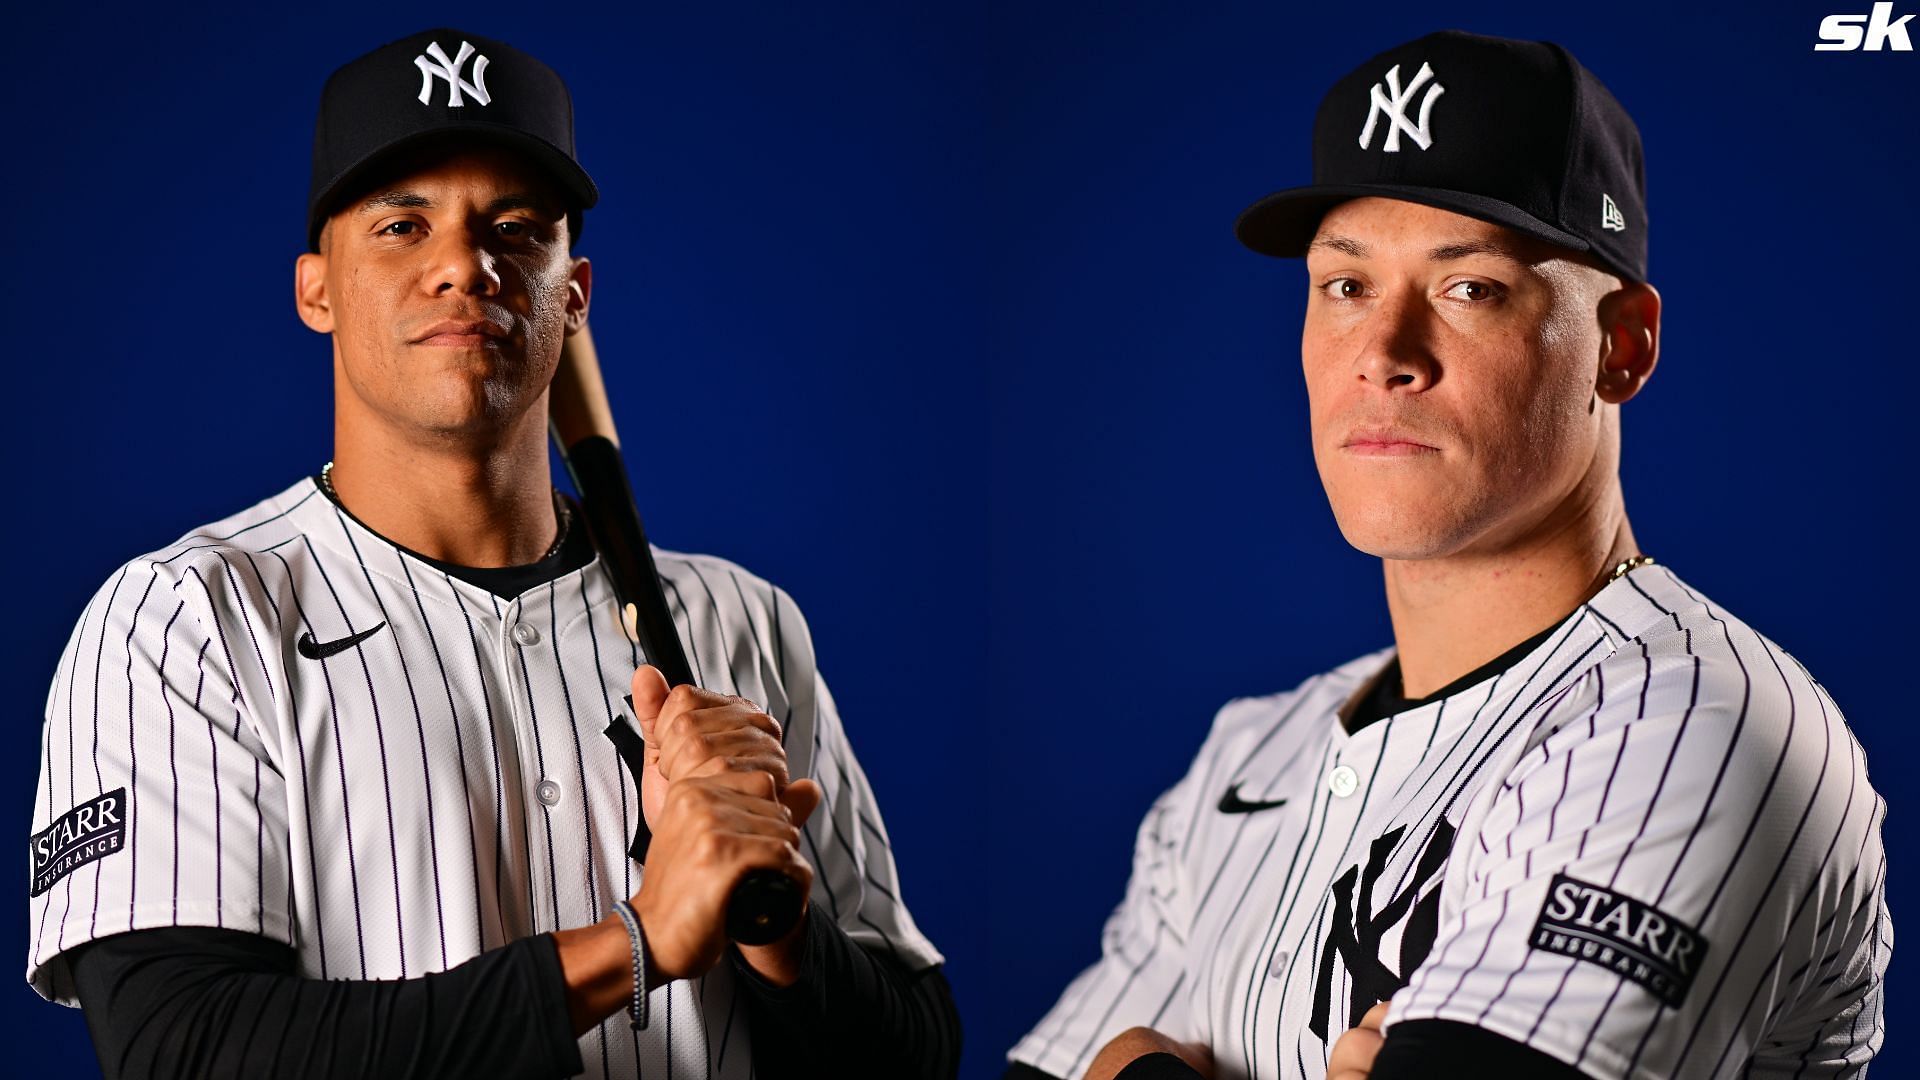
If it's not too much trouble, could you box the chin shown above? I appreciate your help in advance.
[1326,493,1475,561]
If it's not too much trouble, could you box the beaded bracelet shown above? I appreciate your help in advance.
[611,899,650,1030]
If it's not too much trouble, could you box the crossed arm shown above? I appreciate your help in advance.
[1003,1007,1587,1080]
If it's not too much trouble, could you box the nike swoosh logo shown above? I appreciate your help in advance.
[1218,783,1289,815]
[297,621,389,660]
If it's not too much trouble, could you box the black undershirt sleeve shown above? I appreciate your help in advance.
[1369,1018,1589,1078]
[734,904,962,1078]
[72,910,961,1080]
[68,925,583,1080]
[998,1018,1589,1080]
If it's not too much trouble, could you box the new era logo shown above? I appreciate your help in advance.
[1817,3,1916,50]
[415,40,493,106]
[1601,193,1627,232]
[1358,61,1445,152]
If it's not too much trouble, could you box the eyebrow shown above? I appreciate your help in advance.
[354,191,556,216]
[1308,233,1533,264]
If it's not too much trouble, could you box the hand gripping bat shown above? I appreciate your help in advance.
[548,323,805,946]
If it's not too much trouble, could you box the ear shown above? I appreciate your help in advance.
[1594,280,1661,406]
[563,255,592,335]
[294,251,334,334]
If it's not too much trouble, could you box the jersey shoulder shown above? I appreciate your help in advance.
[1583,566,1854,745]
[57,478,323,630]
[1540,566,1882,893]
[650,545,792,607]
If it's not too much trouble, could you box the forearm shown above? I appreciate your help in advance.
[72,926,583,1080]
[735,905,962,1078]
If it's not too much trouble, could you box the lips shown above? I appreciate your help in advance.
[412,318,510,346]
[1342,425,1438,451]
[1344,422,1436,451]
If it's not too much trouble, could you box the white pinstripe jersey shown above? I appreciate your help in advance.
[27,476,942,1077]
[1011,565,1889,1080]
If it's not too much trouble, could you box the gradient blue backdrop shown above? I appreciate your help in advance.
[981,3,1913,1079]
[4,2,988,1076]
[4,3,1911,1079]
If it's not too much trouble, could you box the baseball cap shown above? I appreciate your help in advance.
[1234,30,1648,283]
[307,28,599,251]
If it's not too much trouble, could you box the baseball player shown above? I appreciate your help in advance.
[26,28,959,1079]
[1006,30,1889,1080]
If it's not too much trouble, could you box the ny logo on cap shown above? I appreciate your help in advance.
[1358,61,1444,152]
[414,40,492,107]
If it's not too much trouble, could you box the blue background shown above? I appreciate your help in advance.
[3,3,1912,1079]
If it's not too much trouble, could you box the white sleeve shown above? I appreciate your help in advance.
[802,671,945,971]
[657,559,944,971]
[26,554,295,1005]
[1387,641,1889,1080]
[1006,711,1219,1079]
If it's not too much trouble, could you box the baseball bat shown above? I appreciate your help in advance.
[548,323,806,947]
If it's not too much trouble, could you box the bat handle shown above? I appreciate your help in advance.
[727,868,807,945]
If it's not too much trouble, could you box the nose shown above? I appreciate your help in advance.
[423,226,501,297]
[1351,291,1436,393]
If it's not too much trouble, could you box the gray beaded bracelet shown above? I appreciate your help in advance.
[611,899,650,1030]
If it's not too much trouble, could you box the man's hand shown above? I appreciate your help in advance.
[630,664,811,830]
[627,664,823,984]
[632,768,820,982]
[1327,998,1391,1080]
[1083,1026,1213,1080]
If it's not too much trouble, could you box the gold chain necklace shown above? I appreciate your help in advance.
[319,461,573,561]
[1606,554,1656,582]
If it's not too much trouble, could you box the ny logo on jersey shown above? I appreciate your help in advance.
[1358,61,1445,152]
[1308,818,1455,1041]
[606,694,652,862]
[414,40,492,107]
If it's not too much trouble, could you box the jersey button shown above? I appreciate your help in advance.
[1327,764,1359,798]
[512,622,542,646]
[536,779,563,807]
[1267,950,1291,979]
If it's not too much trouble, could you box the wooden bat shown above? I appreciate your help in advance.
[548,323,805,946]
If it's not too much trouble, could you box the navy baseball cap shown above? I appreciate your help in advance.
[307,28,599,251]
[1235,30,1648,283]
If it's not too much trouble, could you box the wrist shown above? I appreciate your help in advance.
[555,910,670,1037]
[552,918,635,1036]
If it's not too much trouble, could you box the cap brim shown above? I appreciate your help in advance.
[308,123,599,250]
[1234,183,1591,259]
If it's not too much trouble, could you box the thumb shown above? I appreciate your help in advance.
[780,778,824,831]
[630,663,671,737]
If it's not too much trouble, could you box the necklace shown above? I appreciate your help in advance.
[1606,554,1656,582]
[319,461,573,561]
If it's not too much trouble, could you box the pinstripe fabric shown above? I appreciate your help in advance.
[1008,565,1887,1080]
[27,477,942,1078]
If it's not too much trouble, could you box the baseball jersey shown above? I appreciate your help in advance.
[1010,564,1889,1079]
[27,476,943,1078]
